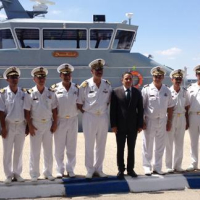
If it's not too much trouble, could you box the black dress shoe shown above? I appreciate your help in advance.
[127,170,138,178]
[145,172,152,176]
[117,171,124,180]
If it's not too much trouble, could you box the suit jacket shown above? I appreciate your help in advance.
[110,86,144,133]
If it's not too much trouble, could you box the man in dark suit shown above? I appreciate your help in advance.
[110,72,144,179]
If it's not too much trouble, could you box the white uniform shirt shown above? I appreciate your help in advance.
[170,86,190,114]
[77,77,112,115]
[24,86,57,120]
[0,86,25,123]
[188,83,200,113]
[142,83,174,119]
[54,82,78,118]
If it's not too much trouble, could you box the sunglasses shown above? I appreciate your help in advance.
[153,75,163,79]
[62,72,71,76]
[7,75,19,79]
[174,78,182,81]
[94,68,103,71]
[35,75,46,79]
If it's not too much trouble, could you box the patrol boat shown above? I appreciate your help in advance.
[0,0,173,89]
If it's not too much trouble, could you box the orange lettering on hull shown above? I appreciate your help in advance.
[53,51,79,57]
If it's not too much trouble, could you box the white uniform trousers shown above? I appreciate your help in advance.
[54,116,78,174]
[82,112,108,173]
[188,114,200,168]
[142,117,167,171]
[3,121,25,178]
[165,114,186,169]
[29,120,53,178]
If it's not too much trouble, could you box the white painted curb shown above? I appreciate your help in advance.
[0,180,65,199]
[125,174,189,192]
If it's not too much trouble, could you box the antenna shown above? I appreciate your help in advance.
[30,0,55,14]
[126,13,133,25]
[184,66,187,87]
[30,0,55,5]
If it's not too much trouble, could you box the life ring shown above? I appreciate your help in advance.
[131,71,143,88]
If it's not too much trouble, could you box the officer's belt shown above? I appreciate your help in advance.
[59,115,77,119]
[32,118,51,123]
[190,112,200,115]
[146,116,166,120]
[85,111,106,116]
[173,113,185,117]
[6,120,24,124]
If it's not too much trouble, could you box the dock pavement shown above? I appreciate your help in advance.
[0,131,200,199]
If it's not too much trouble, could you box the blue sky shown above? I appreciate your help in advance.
[1,0,200,78]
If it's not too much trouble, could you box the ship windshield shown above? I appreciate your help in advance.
[0,29,16,49]
[90,29,113,49]
[112,30,135,50]
[15,29,40,49]
[43,29,87,49]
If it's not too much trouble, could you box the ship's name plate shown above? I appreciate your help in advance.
[53,51,78,57]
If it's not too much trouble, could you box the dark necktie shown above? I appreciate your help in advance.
[126,88,131,103]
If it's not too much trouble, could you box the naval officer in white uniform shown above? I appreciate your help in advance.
[187,65,200,171]
[0,67,26,184]
[24,67,57,182]
[52,63,79,178]
[142,66,174,175]
[77,59,112,179]
[165,69,189,173]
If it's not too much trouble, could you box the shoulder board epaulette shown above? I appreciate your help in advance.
[21,88,27,92]
[187,83,192,88]
[48,88,55,92]
[75,84,80,89]
[105,80,111,85]
[183,87,187,91]
[0,88,5,94]
[50,84,58,90]
[80,81,88,88]
[143,84,149,88]
[27,88,33,94]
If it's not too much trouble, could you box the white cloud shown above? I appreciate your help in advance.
[51,10,62,15]
[156,47,182,56]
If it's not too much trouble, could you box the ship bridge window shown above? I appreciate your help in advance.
[90,29,113,49]
[112,30,135,50]
[15,29,40,49]
[0,29,16,49]
[43,29,87,49]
